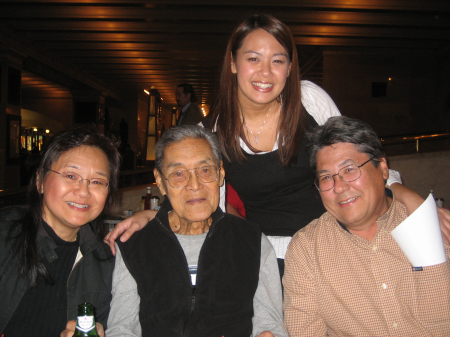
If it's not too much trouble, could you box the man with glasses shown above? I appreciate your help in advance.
[284,116,450,336]
[107,125,286,337]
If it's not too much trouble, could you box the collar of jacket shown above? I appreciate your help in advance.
[155,197,225,236]
[36,220,112,263]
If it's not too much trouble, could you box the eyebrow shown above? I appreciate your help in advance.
[63,165,109,178]
[243,50,288,58]
[317,159,355,175]
[166,159,213,170]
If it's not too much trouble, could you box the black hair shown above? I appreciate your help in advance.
[177,83,198,102]
[306,116,386,172]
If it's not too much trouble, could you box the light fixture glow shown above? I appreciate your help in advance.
[144,89,150,95]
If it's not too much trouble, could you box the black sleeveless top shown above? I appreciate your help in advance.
[205,113,325,236]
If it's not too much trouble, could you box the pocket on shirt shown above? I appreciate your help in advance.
[413,261,450,326]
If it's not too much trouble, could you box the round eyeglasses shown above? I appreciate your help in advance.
[162,165,219,188]
[49,169,109,190]
[315,157,375,192]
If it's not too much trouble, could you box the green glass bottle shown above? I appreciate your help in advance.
[73,303,100,337]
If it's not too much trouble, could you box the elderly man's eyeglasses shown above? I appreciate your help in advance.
[315,157,375,192]
[162,165,219,188]
[49,170,109,190]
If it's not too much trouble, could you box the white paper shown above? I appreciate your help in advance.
[391,193,446,267]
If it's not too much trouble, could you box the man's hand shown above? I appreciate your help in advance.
[104,210,156,255]
[60,320,104,337]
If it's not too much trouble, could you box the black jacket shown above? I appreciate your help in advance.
[118,199,261,337]
[0,206,114,333]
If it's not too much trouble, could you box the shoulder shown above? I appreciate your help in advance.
[222,213,261,233]
[291,212,336,247]
[0,206,27,235]
[0,205,28,222]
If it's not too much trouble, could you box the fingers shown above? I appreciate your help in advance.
[60,320,76,337]
[438,207,450,245]
[96,322,105,337]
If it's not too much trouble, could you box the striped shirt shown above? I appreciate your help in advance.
[284,198,450,336]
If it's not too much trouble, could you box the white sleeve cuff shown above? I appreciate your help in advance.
[387,169,402,186]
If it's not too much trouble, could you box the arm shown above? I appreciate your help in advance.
[300,80,341,125]
[105,245,142,337]
[60,321,104,337]
[252,235,288,337]
[104,210,156,255]
[390,182,450,245]
[283,231,328,337]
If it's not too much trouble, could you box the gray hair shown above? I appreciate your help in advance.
[155,125,222,172]
[306,116,386,172]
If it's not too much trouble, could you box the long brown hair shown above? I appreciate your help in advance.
[210,14,305,166]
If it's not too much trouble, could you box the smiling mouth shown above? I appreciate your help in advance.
[252,82,273,89]
[67,201,89,209]
[338,197,358,205]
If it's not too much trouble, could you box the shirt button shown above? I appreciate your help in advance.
[393,322,398,328]
[372,245,377,251]
[382,283,388,289]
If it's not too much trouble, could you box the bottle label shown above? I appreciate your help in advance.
[76,315,95,332]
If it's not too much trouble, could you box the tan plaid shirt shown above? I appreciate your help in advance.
[284,198,450,336]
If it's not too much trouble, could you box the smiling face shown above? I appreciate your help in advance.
[175,87,191,108]
[316,142,389,233]
[154,138,224,227]
[40,145,110,241]
[231,28,291,108]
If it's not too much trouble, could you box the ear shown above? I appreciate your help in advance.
[287,62,292,77]
[153,168,167,196]
[231,56,237,74]
[218,161,225,187]
[378,158,389,180]
[186,92,191,101]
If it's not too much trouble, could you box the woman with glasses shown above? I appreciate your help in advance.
[0,126,120,337]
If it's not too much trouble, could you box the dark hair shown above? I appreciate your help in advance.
[177,83,198,103]
[155,125,221,173]
[306,116,386,172]
[210,14,304,166]
[9,125,121,287]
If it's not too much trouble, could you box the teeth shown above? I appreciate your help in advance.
[339,197,357,205]
[67,201,89,208]
[252,82,273,89]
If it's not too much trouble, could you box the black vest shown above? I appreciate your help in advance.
[118,199,261,337]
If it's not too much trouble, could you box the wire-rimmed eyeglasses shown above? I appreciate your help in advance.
[161,165,219,188]
[49,169,109,190]
[315,157,375,192]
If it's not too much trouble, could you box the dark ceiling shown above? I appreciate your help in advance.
[1,0,450,113]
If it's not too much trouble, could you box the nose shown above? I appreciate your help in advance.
[74,179,92,197]
[333,174,349,194]
[258,59,272,78]
[185,169,201,191]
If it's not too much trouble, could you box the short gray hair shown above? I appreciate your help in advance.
[155,125,222,172]
[306,116,386,172]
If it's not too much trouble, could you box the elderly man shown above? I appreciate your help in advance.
[176,83,204,125]
[284,116,450,336]
[106,125,286,337]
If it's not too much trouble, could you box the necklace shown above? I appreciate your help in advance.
[244,104,272,144]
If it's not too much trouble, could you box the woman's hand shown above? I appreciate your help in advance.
[390,183,450,245]
[104,210,157,255]
[60,320,104,337]
[255,331,275,337]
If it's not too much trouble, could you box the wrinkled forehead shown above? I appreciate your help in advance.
[163,138,215,169]
[316,143,366,173]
